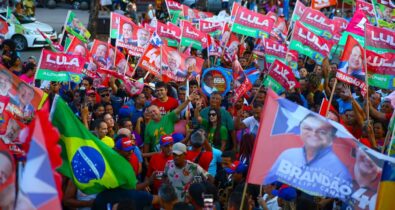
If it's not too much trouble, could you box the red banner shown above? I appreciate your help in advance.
[199,20,224,34]
[116,18,151,57]
[180,20,208,49]
[39,49,86,74]
[138,44,161,77]
[365,24,395,52]
[356,0,375,17]
[366,51,395,75]
[268,60,300,90]
[66,36,89,58]
[299,7,335,34]
[97,69,143,96]
[156,21,181,42]
[233,6,274,36]
[311,0,337,10]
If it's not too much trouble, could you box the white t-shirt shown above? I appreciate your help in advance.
[265,195,280,210]
[242,116,259,135]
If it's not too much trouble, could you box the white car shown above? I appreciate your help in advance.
[0,10,57,51]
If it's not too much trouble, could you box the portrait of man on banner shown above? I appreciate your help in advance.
[338,39,365,81]
[118,22,134,45]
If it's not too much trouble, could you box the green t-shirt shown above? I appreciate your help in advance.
[200,107,234,131]
[201,119,228,149]
[144,111,178,152]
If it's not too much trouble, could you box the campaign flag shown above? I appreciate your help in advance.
[199,20,224,38]
[182,5,213,23]
[299,7,336,40]
[97,69,144,96]
[20,110,62,210]
[338,10,368,47]
[223,33,240,62]
[253,38,265,57]
[336,36,367,94]
[271,15,289,42]
[375,161,395,209]
[207,34,222,57]
[36,49,85,83]
[150,31,163,47]
[110,12,131,39]
[245,67,260,84]
[64,10,91,43]
[289,21,334,65]
[372,0,395,29]
[247,89,395,209]
[0,140,16,205]
[231,2,241,21]
[116,18,151,57]
[319,97,338,117]
[161,44,204,82]
[37,29,61,52]
[365,24,395,54]
[356,0,376,24]
[137,44,161,77]
[156,21,181,47]
[366,51,395,89]
[50,95,137,194]
[231,70,252,104]
[66,36,88,57]
[290,1,307,25]
[165,0,183,24]
[311,0,337,10]
[90,40,112,69]
[330,17,349,56]
[180,20,208,50]
[231,6,274,38]
[264,38,298,74]
[263,60,299,94]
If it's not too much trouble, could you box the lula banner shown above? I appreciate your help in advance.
[156,21,181,47]
[311,0,337,10]
[247,89,395,210]
[290,0,306,26]
[165,0,183,24]
[263,59,300,94]
[64,10,91,43]
[366,51,395,89]
[116,18,151,57]
[231,5,274,38]
[263,38,298,74]
[289,21,334,65]
[338,10,367,47]
[199,19,224,38]
[138,43,161,78]
[180,20,208,50]
[365,24,395,54]
[110,12,131,39]
[36,49,85,82]
[299,7,335,40]
[355,0,376,24]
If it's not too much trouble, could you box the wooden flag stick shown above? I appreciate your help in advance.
[325,79,337,118]
[239,183,248,210]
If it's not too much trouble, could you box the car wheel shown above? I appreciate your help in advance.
[12,35,28,51]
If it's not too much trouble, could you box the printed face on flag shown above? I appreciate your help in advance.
[248,90,395,209]
[117,19,151,56]
[110,12,132,39]
[0,142,15,192]
[138,44,161,77]
[201,68,231,97]
[338,36,365,79]
[66,37,88,57]
[373,0,395,28]
[65,11,91,42]
[91,40,110,68]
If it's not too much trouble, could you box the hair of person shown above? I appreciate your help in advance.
[190,79,199,87]
[2,39,16,50]
[373,120,387,135]
[210,91,222,98]
[155,81,167,90]
[93,103,104,111]
[239,133,255,159]
[208,107,222,147]
[83,76,94,86]
[158,183,178,203]
[173,202,194,210]
[253,101,264,109]
[190,129,204,147]
[300,113,337,137]
[115,199,137,210]
[118,118,132,128]
[221,150,236,161]
[94,119,106,130]
[23,62,36,74]
[188,182,206,207]
[228,191,248,210]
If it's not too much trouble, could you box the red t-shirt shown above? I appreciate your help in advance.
[186,150,213,171]
[359,138,372,148]
[128,153,139,175]
[146,153,173,194]
[151,97,179,116]
[344,124,363,139]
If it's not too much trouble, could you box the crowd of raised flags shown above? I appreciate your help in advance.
[1,0,395,209]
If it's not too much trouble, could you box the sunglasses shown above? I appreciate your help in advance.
[209,113,217,116]
[101,93,110,97]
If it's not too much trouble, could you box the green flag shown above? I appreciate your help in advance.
[50,95,136,194]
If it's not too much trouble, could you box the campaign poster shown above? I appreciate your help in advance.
[231,5,274,38]
[90,40,111,69]
[201,67,232,97]
[372,0,395,29]
[337,35,366,82]
[110,12,132,39]
[64,10,91,43]
[66,36,88,58]
[116,19,151,57]
[138,44,161,78]
[247,89,395,210]
[156,21,181,47]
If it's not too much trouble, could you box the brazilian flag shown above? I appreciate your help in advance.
[50,95,136,194]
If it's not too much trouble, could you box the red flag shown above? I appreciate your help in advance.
[311,0,337,10]
[267,60,300,90]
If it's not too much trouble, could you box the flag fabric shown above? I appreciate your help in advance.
[299,7,336,40]
[244,67,260,84]
[182,5,213,23]
[366,51,395,89]
[64,10,91,43]
[150,31,163,47]
[116,17,151,57]
[50,95,137,194]
[180,20,208,50]
[365,24,395,54]
[65,36,88,57]
[20,110,62,210]
[338,10,367,47]
[231,5,274,38]
[156,21,181,47]
[263,38,298,74]
[36,49,86,83]
[90,39,112,69]
[311,0,337,10]
[247,89,395,209]
[269,14,288,42]
[372,0,395,29]
[165,0,183,24]
[356,0,376,24]
[0,140,16,203]
[110,12,132,39]
[0,18,9,35]
[375,161,395,209]
[37,29,59,52]
[289,21,334,65]
[97,68,144,96]
[199,20,224,38]
[137,44,161,77]
[318,97,338,117]
[263,60,299,94]
[207,34,222,57]
[336,35,367,94]
[290,1,307,26]
[223,33,240,63]
[231,70,252,104]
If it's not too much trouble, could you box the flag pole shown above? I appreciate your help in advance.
[325,78,337,118]
[239,183,248,210]
[123,55,129,76]
[363,22,370,124]
[59,10,71,47]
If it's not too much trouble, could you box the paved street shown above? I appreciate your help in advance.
[20,7,89,61]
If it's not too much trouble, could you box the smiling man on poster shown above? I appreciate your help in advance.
[265,113,353,199]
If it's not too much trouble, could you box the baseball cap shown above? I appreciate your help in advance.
[118,106,132,119]
[272,187,297,202]
[86,89,95,95]
[225,161,248,174]
[172,142,187,155]
[160,135,174,146]
[115,136,134,152]
[172,133,184,143]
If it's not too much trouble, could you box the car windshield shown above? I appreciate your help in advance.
[13,13,34,24]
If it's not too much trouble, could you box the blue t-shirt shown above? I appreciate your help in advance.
[337,98,352,115]
[208,148,222,177]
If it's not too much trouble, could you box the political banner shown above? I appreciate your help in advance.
[116,18,151,57]
[223,33,241,62]
[264,38,298,74]
[290,1,307,25]
[311,0,337,10]
[90,40,112,69]
[180,20,208,50]
[97,69,144,96]
[299,7,335,40]
[201,67,232,97]
[231,2,241,21]
[365,24,395,54]
[156,21,181,47]
[231,5,274,38]
[366,51,395,89]
[66,36,88,58]
[338,11,367,47]
[64,10,91,43]
[372,0,395,29]
[199,19,224,38]
[207,34,222,57]
[137,44,161,77]
[265,60,299,91]
[267,12,288,42]
[165,0,183,24]
[289,21,334,65]
[182,5,213,23]
[231,71,252,104]
[110,12,131,39]
[161,44,204,82]
[247,89,395,210]
[336,36,367,94]
[356,0,376,24]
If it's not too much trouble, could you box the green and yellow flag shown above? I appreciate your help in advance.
[50,95,136,194]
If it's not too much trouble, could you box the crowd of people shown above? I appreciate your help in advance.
[0,0,394,210]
